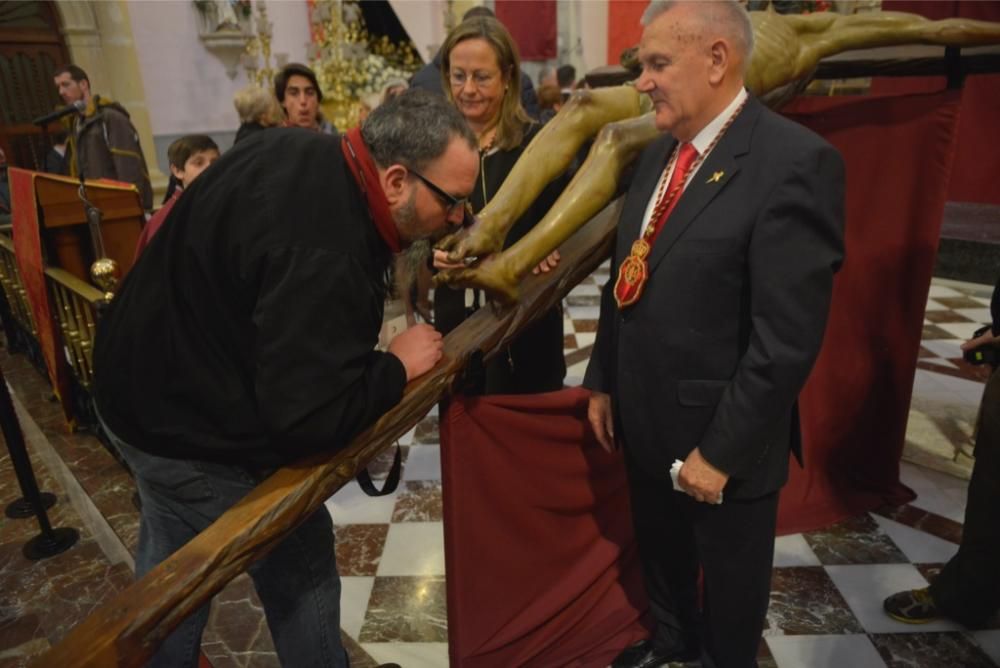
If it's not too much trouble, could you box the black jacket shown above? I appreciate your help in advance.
[94,129,406,465]
[584,96,845,500]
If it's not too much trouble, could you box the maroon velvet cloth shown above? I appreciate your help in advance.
[494,1,557,61]
[875,1,1000,205]
[441,388,649,668]
[779,90,962,532]
[441,90,962,664]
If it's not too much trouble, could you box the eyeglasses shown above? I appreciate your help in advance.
[449,70,499,89]
[410,168,471,219]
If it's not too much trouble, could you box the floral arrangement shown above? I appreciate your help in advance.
[308,0,422,129]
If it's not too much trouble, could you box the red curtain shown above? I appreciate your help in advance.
[872,0,1000,205]
[441,388,649,668]
[8,167,74,423]
[780,90,962,532]
[606,0,646,67]
[441,90,962,663]
[494,0,557,61]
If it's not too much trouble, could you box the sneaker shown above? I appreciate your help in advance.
[883,587,941,624]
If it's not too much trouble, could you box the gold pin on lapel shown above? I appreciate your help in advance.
[706,171,724,184]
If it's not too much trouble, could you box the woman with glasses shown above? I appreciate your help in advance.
[434,16,569,395]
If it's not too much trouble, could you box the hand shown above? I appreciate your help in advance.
[432,249,466,271]
[587,391,617,453]
[961,328,1000,352]
[678,448,729,504]
[531,249,561,275]
[387,323,443,381]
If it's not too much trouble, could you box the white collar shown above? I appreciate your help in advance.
[689,87,747,156]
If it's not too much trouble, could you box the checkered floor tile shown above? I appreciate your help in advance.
[321,273,999,668]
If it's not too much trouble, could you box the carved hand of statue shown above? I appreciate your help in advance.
[433,252,521,306]
[433,213,507,267]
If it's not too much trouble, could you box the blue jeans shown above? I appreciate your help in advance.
[103,423,347,668]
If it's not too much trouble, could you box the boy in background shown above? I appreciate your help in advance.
[134,135,219,259]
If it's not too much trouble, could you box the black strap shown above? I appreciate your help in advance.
[355,444,402,496]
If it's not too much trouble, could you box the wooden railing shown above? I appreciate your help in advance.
[44,266,103,389]
[0,235,38,336]
[31,198,622,668]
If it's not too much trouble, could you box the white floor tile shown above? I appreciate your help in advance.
[564,375,585,388]
[377,522,445,576]
[924,298,948,311]
[954,307,992,323]
[920,339,965,360]
[403,445,441,481]
[568,283,601,296]
[825,564,962,634]
[396,425,417,446]
[773,533,822,567]
[326,481,398,524]
[362,642,449,668]
[766,635,886,668]
[340,576,375,640]
[937,321,984,341]
[869,514,958,564]
[566,305,601,320]
[566,359,589,379]
[899,463,967,523]
[575,332,597,348]
[927,285,963,299]
[971,630,1000,665]
[563,318,576,335]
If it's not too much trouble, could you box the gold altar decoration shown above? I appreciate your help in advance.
[308,0,422,130]
[241,1,279,88]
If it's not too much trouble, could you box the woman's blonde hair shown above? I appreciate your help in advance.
[233,86,283,126]
[440,17,531,151]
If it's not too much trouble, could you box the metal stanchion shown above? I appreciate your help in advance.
[0,366,78,559]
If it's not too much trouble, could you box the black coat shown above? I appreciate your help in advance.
[94,129,406,466]
[584,96,845,500]
[436,123,568,395]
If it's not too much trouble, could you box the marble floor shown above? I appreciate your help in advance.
[1,271,998,668]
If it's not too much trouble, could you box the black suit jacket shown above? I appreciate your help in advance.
[584,96,845,500]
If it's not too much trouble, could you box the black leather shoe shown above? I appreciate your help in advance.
[611,639,699,668]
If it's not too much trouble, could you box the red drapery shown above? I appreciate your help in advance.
[8,167,74,423]
[441,388,649,668]
[494,0,557,61]
[875,0,1000,205]
[441,90,961,664]
[606,0,646,67]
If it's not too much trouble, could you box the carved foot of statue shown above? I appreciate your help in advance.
[434,215,506,265]
[435,252,521,306]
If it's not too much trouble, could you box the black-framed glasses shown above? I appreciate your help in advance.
[410,168,470,218]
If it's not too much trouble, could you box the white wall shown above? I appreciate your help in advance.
[127,0,311,136]
[389,0,449,63]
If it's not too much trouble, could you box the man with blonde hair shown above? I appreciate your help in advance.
[233,85,283,144]
[584,2,844,666]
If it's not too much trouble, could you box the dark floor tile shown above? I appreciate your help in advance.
[922,324,958,341]
[873,505,963,545]
[335,524,389,577]
[766,566,864,635]
[803,515,908,565]
[359,575,447,642]
[870,631,997,668]
[391,481,442,523]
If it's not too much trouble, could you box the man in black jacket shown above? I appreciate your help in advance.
[884,276,1000,629]
[93,90,478,668]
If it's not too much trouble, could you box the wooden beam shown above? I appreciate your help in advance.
[34,197,624,668]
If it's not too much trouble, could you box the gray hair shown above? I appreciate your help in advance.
[361,88,476,172]
[641,0,754,66]
[232,86,283,125]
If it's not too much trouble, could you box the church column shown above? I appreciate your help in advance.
[53,0,168,201]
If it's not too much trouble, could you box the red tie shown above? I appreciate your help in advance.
[613,142,699,308]
[650,142,699,239]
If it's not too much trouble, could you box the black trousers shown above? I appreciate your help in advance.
[930,367,1000,627]
[626,459,778,668]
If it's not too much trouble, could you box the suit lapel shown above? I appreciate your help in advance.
[646,97,762,275]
